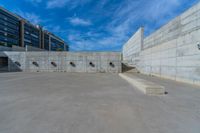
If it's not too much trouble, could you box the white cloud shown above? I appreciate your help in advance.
[68,17,92,26]
[67,31,97,51]
[143,0,181,21]
[46,0,69,9]
[65,0,190,51]
[43,25,67,34]
[14,10,42,24]
[75,0,183,51]
[67,29,123,51]
[25,0,42,6]
[104,0,183,47]
[26,0,42,3]
[46,0,92,9]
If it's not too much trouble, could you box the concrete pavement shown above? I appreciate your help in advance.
[0,72,200,133]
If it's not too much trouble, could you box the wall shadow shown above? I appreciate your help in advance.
[0,52,22,73]
[122,63,136,73]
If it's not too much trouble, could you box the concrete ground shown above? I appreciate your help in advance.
[0,72,200,133]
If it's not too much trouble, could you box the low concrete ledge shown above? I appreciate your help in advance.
[119,73,165,95]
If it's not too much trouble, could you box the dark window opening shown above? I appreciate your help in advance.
[0,57,8,71]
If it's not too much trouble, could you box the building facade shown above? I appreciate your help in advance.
[0,7,68,51]
[0,7,20,47]
[42,31,68,51]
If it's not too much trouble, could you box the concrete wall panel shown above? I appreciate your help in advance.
[122,2,200,85]
[1,52,121,73]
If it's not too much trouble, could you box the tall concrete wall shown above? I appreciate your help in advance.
[123,28,144,65]
[123,2,200,85]
[1,52,121,73]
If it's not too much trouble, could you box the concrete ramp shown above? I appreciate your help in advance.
[119,73,165,95]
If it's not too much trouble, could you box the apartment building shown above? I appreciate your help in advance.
[0,7,68,51]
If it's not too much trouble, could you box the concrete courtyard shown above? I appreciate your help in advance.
[0,72,200,133]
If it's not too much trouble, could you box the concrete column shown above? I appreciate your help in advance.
[40,30,44,49]
[64,43,66,51]
[49,35,51,51]
[39,28,43,49]
[20,20,25,47]
[141,27,144,51]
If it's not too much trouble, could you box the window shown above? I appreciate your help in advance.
[0,57,8,67]
[0,41,6,46]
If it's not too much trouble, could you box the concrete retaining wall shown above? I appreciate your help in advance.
[122,28,144,65]
[0,45,25,51]
[1,52,121,73]
[123,2,200,85]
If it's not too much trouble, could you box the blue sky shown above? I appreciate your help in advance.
[0,0,199,51]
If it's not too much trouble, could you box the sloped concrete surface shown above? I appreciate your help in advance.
[0,72,200,133]
[119,73,165,95]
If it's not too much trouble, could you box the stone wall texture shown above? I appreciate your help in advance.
[123,2,200,85]
[1,52,121,73]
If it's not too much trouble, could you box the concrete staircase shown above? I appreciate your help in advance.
[122,62,139,73]
[121,62,165,96]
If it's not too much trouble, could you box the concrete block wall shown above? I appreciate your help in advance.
[2,52,26,72]
[143,17,181,49]
[0,46,13,51]
[122,28,144,65]
[123,2,200,85]
[1,52,121,73]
